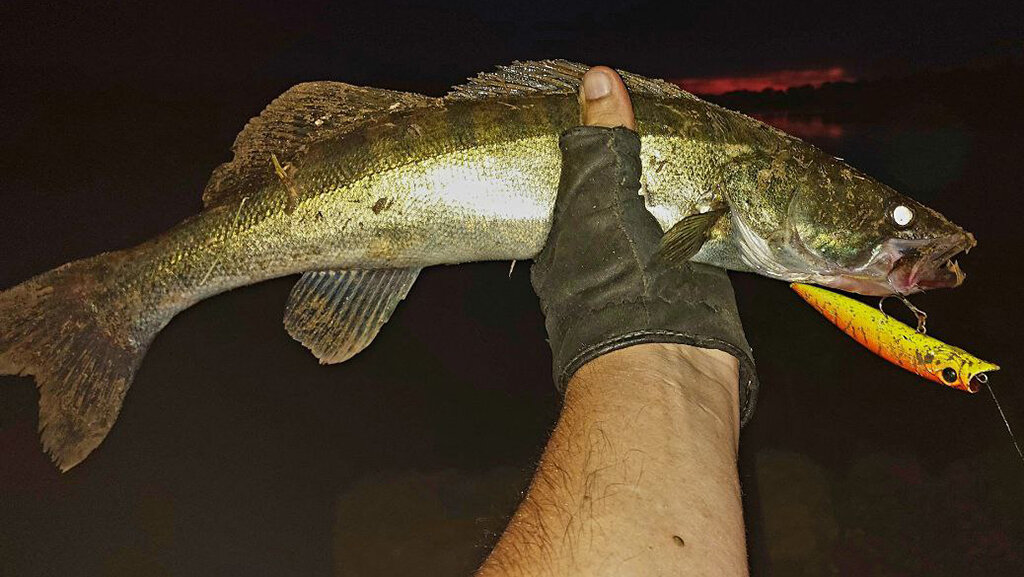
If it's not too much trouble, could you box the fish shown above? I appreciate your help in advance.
[0,59,977,470]
[790,283,999,392]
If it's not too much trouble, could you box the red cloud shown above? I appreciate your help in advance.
[673,67,854,95]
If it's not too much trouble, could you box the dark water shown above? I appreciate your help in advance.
[738,113,1024,575]
[0,88,1021,576]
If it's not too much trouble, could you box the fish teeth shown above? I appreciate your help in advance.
[949,259,965,284]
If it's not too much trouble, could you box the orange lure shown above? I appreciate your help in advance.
[791,283,1000,392]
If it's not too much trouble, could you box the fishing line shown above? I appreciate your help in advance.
[985,381,1024,466]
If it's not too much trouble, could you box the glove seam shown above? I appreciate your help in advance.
[560,328,743,380]
[558,330,757,426]
[607,131,652,328]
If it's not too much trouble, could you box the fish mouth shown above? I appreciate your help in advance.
[886,232,976,294]
[815,232,975,296]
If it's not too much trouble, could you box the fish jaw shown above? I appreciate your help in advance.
[886,231,975,294]
[806,232,975,296]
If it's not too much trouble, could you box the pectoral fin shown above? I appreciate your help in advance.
[284,268,420,364]
[657,208,728,265]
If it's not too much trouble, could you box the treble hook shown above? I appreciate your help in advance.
[879,291,928,334]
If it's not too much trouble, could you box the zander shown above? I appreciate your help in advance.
[0,60,976,469]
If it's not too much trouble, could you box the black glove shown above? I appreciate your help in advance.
[531,125,758,426]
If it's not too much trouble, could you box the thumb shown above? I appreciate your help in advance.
[580,66,637,130]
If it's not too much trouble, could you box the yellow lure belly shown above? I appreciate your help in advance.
[791,283,999,392]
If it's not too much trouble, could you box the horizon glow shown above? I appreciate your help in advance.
[673,67,855,95]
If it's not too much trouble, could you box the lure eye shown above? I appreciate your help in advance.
[891,205,915,228]
[941,367,958,384]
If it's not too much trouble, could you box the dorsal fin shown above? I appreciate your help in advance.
[203,82,435,208]
[445,59,697,102]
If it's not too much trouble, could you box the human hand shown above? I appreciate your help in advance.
[530,66,758,424]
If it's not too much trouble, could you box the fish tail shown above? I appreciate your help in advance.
[0,251,172,471]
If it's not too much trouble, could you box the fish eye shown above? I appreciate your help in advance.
[941,367,958,383]
[891,205,915,228]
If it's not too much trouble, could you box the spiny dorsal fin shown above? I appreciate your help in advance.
[445,59,697,102]
[658,208,729,265]
[203,83,435,208]
[284,268,420,364]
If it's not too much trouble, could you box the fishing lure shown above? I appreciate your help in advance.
[791,282,1024,464]
[790,283,999,392]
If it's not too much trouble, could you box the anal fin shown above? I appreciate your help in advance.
[284,268,420,364]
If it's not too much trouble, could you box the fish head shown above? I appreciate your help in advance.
[782,155,975,296]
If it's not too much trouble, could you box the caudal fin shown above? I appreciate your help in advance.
[0,253,169,471]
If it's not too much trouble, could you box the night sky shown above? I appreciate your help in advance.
[2,0,1021,90]
[1,1,1023,576]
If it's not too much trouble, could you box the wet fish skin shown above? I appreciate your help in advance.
[114,94,746,311]
[0,60,974,470]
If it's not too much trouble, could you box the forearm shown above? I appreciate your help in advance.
[478,343,748,577]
